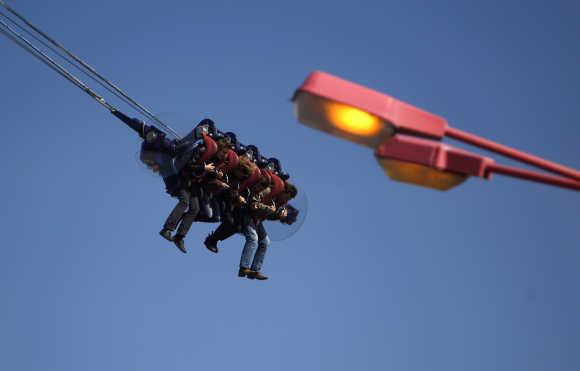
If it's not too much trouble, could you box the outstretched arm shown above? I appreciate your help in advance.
[111,109,146,138]
[111,110,177,154]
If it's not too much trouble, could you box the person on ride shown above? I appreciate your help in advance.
[237,169,281,281]
[158,122,218,253]
[112,110,219,241]
[273,181,299,224]
[194,132,241,223]
[204,151,283,280]
[113,110,195,193]
[203,144,262,254]
[261,157,298,224]
[202,133,239,196]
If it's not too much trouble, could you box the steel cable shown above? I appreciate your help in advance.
[0,1,181,138]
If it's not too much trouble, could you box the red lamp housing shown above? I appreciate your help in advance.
[375,134,494,190]
[294,71,448,146]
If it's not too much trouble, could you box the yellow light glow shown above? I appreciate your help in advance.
[324,101,383,137]
[378,159,467,191]
[293,92,394,148]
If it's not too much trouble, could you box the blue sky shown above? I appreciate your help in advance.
[1,0,579,370]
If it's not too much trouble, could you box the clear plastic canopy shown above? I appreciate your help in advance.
[265,184,308,242]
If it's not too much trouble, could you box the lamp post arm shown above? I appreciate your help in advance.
[486,163,580,191]
[445,127,580,181]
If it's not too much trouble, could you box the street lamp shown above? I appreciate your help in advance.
[293,71,446,147]
[376,134,493,191]
[293,71,580,191]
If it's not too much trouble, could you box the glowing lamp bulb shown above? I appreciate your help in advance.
[324,101,383,137]
[293,91,394,148]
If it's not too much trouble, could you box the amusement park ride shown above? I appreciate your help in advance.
[1,0,578,193]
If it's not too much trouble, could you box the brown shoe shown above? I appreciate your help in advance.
[247,271,269,280]
[238,267,252,277]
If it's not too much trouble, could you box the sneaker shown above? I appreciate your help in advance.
[159,229,173,242]
[173,235,187,254]
[247,271,269,280]
[238,267,252,277]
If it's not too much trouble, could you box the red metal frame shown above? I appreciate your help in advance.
[375,134,493,178]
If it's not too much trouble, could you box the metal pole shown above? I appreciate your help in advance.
[446,126,580,181]
[487,163,580,191]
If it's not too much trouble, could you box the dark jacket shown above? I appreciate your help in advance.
[113,110,200,196]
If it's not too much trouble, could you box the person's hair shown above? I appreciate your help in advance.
[251,175,270,192]
[285,182,298,198]
[216,138,231,152]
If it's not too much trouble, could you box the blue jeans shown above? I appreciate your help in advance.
[240,216,270,271]
[196,196,222,223]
